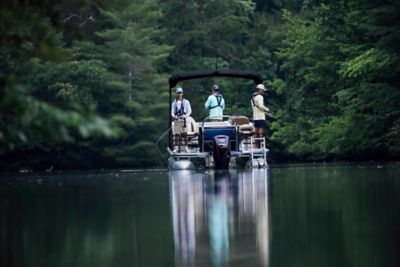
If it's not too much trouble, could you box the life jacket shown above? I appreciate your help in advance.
[208,94,223,109]
[174,99,187,116]
[251,92,263,110]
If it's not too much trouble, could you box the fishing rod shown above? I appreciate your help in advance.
[154,126,172,166]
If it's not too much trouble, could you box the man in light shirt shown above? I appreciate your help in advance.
[171,87,192,152]
[205,84,225,121]
[251,84,270,144]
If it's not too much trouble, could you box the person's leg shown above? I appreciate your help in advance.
[173,134,179,152]
[253,127,260,148]
[256,128,263,148]
[254,120,264,148]
[182,133,189,152]
[259,127,265,138]
[174,120,184,152]
[172,122,178,151]
[180,120,190,152]
[258,120,266,148]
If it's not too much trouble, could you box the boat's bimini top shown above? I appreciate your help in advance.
[169,69,263,88]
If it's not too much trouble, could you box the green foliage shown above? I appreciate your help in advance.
[271,0,400,161]
[1,0,399,169]
[161,0,254,69]
[340,48,397,79]
[0,82,118,153]
[0,5,119,170]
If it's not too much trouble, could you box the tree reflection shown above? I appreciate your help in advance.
[0,172,175,267]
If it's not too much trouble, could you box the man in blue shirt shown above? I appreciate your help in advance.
[204,85,225,121]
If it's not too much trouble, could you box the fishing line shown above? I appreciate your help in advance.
[154,126,172,166]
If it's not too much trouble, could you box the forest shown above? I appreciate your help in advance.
[1,0,399,170]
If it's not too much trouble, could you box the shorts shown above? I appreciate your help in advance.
[254,120,266,128]
[173,120,188,135]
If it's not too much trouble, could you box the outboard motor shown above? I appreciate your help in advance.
[213,135,231,169]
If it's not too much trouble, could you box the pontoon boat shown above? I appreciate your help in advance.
[166,70,269,170]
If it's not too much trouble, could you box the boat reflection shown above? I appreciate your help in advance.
[169,169,269,267]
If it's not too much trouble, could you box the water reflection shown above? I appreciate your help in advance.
[2,165,399,267]
[207,172,230,266]
[170,170,198,265]
[170,169,269,267]
[0,172,175,267]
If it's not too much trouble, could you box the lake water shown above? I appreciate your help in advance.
[1,164,399,267]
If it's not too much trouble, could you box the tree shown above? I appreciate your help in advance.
[0,7,117,170]
[92,0,172,166]
[270,0,400,161]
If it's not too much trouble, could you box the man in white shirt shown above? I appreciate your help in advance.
[171,87,192,152]
[251,84,270,145]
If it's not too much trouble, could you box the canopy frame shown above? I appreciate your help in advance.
[169,69,263,88]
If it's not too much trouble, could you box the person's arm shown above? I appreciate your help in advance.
[205,96,211,110]
[221,97,225,110]
[184,100,192,117]
[171,101,177,119]
[255,95,270,113]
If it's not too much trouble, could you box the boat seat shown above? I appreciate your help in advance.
[185,117,199,135]
[228,116,255,135]
[186,117,199,148]
[229,116,255,135]
[239,124,255,135]
[229,116,250,125]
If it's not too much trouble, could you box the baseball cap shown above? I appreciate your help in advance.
[256,84,266,91]
[176,87,183,93]
[212,84,219,91]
